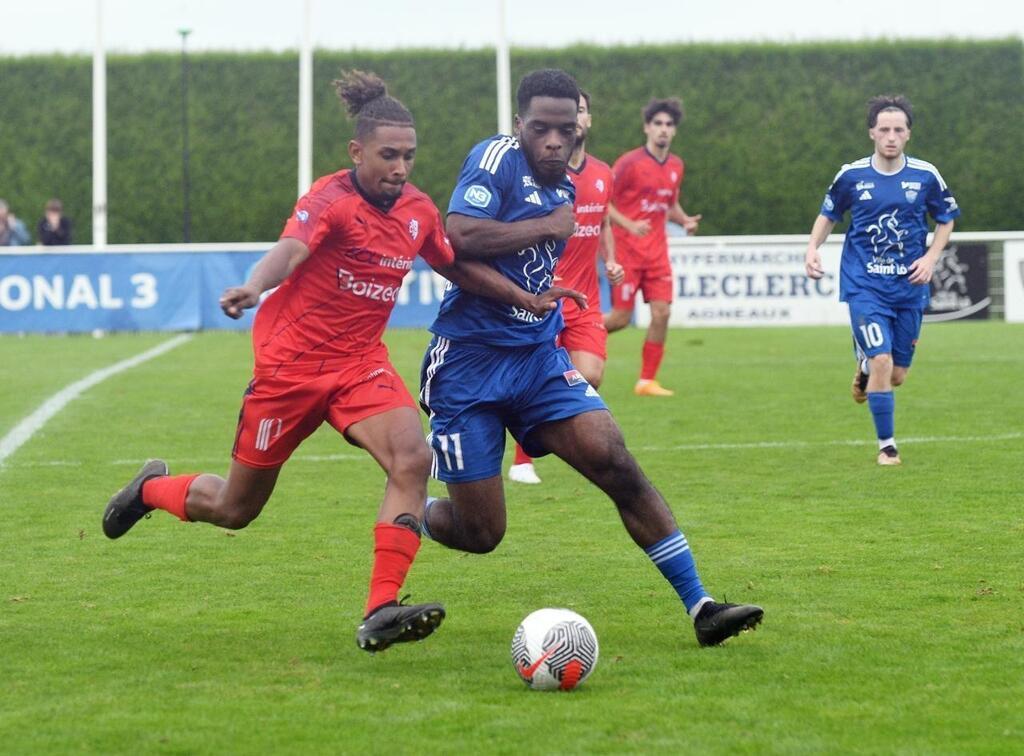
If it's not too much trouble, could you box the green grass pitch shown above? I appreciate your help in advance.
[1,323,1021,753]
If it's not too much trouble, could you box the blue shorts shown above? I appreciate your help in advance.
[419,336,608,483]
[848,298,923,368]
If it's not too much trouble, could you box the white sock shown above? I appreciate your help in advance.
[878,437,895,450]
[689,596,714,619]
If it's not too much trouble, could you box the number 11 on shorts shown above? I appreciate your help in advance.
[436,433,465,471]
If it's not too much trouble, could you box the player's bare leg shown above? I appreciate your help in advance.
[569,349,606,388]
[184,462,281,528]
[865,353,901,466]
[103,458,280,538]
[345,407,445,651]
[635,300,674,396]
[423,476,507,554]
[603,307,632,334]
[535,409,763,646]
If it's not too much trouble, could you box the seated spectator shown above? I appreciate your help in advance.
[38,198,72,245]
[0,199,31,246]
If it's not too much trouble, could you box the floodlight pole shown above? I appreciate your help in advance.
[496,0,512,135]
[298,0,314,197]
[92,0,107,248]
[179,28,192,243]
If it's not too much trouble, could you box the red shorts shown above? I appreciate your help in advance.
[232,357,415,469]
[558,306,608,360]
[611,257,673,310]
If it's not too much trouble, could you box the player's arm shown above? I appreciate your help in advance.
[598,215,625,285]
[445,205,575,260]
[607,202,651,237]
[668,201,702,234]
[804,215,836,280]
[908,220,954,284]
[433,258,587,316]
[220,237,310,318]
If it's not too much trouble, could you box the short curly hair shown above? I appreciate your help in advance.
[516,69,580,114]
[867,94,913,129]
[643,97,683,125]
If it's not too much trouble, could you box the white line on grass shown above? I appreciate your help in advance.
[5,431,1021,469]
[0,334,193,468]
[636,432,1023,453]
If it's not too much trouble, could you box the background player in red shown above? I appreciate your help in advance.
[101,70,582,653]
[509,88,624,485]
[604,97,701,397]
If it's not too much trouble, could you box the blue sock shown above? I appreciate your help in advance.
[867,391,895,443]
[644,531,710,615]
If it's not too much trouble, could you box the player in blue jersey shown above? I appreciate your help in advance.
[805,95,960,465]
[419,69,763,647]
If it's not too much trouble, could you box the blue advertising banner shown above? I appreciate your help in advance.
[0,252,202,333]
[0,248,453,334]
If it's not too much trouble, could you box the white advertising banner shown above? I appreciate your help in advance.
[635,240,848,327]
[1005,241,1024,323]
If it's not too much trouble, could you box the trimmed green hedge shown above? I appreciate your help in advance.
[1,41,1020,243]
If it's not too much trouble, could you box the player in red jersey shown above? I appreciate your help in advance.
[509,89,624,485]
[101,71,583,652]
[605,97,701,397]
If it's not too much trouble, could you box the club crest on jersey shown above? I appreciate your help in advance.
[563,369,587,386]
[296,210,309,223]
[905,190,919,202]
[595,178,605,193]
[556,188,570,200]
[670,171,678,182]
[464,185,492,208]
[408,218,419,240]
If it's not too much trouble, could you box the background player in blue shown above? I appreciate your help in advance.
[420,68,763,647]
[805,94,960,466]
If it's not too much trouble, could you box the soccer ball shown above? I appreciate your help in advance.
[511,608,599,691]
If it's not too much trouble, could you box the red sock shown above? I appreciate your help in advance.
[366,523,421,617]
[640,340,665,381]
[513,443,532,465]
[142,474,198,522]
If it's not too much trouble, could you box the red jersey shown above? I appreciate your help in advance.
[610,147,684,264]
[554,156,613,314]
[253,169,453,375]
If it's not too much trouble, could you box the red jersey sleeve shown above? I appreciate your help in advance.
[418,206,455,268]
[279,178,345,253]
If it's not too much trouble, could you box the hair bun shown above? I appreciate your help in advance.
[334,70,388,117]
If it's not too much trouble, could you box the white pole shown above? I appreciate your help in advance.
[496,0,512,135]
[92,0,107,248]
[298,0,314,197]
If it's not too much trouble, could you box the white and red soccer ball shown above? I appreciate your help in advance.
[511,608,599,691]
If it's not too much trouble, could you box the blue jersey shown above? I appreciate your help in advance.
[820,155,960,308]
[430,135,576,347]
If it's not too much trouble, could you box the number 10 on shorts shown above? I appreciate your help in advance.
[858,322,885,348]
[435,433,465,471]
